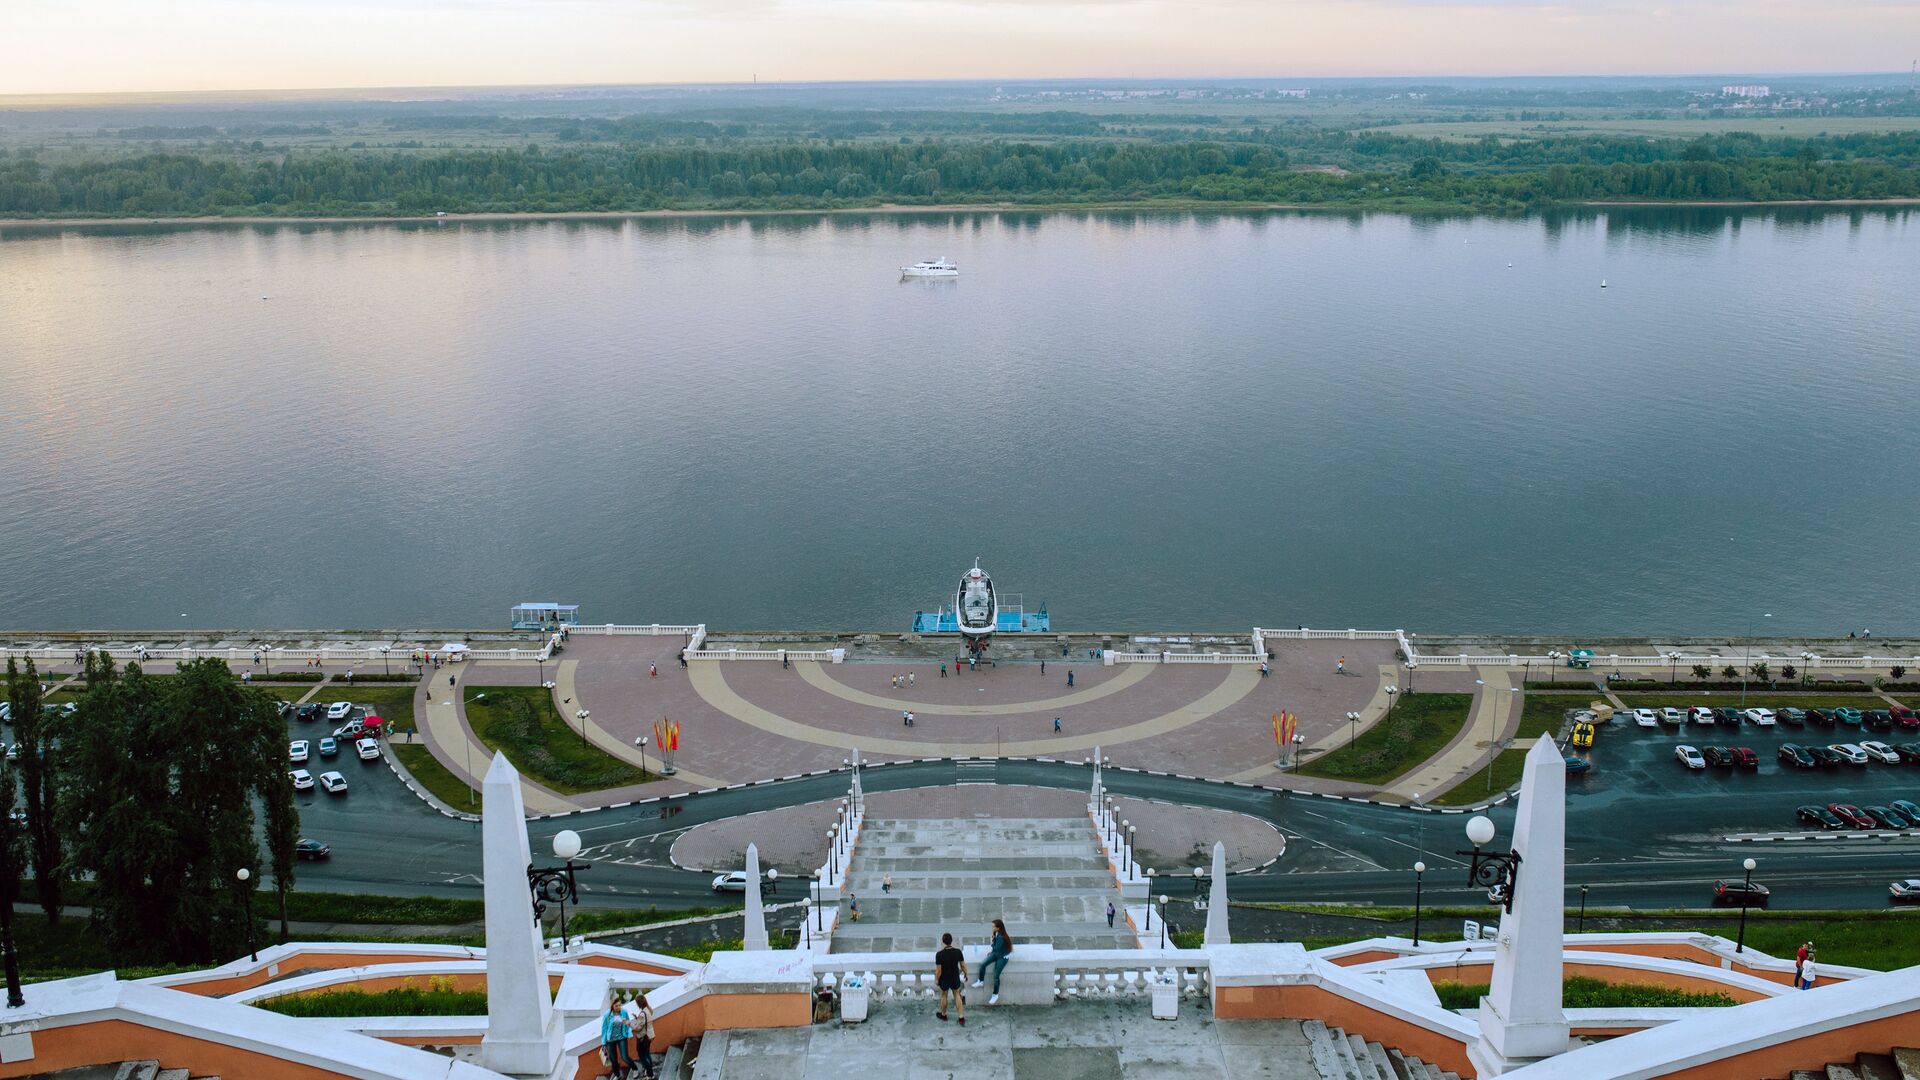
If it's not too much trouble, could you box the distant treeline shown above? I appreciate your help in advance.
[3,139,1916,216]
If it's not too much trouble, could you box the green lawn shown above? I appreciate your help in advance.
[392,742,481,811]
[1297,693,1474,787]
[464,686,650,794]
[1435,976,1734,1010]
[1615,693,1894,710]
[332,684,417,732]
[261,983,488,1016]
[1433,748,1527,806]
[1518,694,1593,739]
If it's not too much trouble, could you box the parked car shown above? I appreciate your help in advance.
[1807,745,1845,768]
[318,737,339,757]
[1571,722,1596,749]
[288,739,309,763]
[1712,878,1771,907]
[1835,707,1865,727]
[1675,745,1707,770]
[1713,707,1744,728]
[1830,803,1876,829]
[1867,806,1912,829]
[1743,708,1776,726]
[318,771,348,795]
[1689,707,1716,726]
[1892,799,1920,821]
[1778,744,1817,769]
[1731,746,1759,768]
[355,737,381,761]
[1660,707,1686,726]
[1861,741,1902,765]
[1830,743,1870,765]
[1894,705,1920,731]
[1796,804,1845,829]
[1703,746,1734,767]
[1808,709,1836,729]
[1896,744,1920,764]
[1866,710,1896,731]
[295,838,331,861]
[325,701,353,721]
[1778,707,1807,727]
[0,703,9,722]
[712,871,751,893]
[1564,756,1592,774]
[289,769,315,792]
[1631,708,1659,728]
[333,721,365,740]
[297,703,320,722]
[1892,879,1920,903]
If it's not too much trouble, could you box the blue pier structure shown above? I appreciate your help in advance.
[913,596,1050,634]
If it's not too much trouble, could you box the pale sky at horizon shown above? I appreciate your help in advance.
[7,0,1916,96]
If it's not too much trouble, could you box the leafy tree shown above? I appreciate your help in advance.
[5,659,62,924]
[1691,665,1711,682]
[1780,664,1797,682]
[1891,665,1907,682]
[1721,665,1740,681]
[61,658,296,965]
[1750,662,1770,683]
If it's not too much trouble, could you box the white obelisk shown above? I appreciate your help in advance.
[1203,841,1230,946]
[478,753,563,1077]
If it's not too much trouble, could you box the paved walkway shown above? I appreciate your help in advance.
[1379,666,1519,802]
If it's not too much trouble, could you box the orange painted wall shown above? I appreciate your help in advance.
[1651,1012,1920,1079]
[1572,941,1810,986]
[574,955,688,977]
[0,1019,366,1079]
[1326,950,1399,967]
[1214,985,1472,1075]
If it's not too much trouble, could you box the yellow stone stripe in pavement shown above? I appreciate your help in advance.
[417,661,575,815]
[1380,666,1517,802]
[551,658,730,790]
[793,659,1153,715]
[692,661,1261,757]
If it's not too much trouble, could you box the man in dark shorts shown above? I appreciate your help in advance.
[933,932,967,1025]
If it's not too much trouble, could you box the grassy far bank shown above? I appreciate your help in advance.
[1297,692,1474,787]
[465,686,650,794]
[391,742,481,811]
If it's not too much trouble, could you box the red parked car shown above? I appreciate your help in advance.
[1730,747,1759,768]
[1829,803,1877,829]
[1891,705,1919,730]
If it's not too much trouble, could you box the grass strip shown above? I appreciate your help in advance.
[261,982,488,1017]
[656,933,793,964]
[1518,694,1591,739]
[1434,976,1734,1011]
[1297,693,1474,787]
[465,686,649,794]
[570,904,743,937]
[1432,748,1528,805]
[392,743,481,811]
[327,684,417,732]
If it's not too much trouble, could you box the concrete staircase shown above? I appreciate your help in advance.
[830,816,1134,954]
[1303,1019,1463,1080]
[23,1064,219,1080]
[1787,1046,1920,1080]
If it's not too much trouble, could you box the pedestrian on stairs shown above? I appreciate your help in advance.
[622,992,656,1080]
[882,873,892,894]
[601,998,635,1078]
[1106,900,1116,928]
[934,932,968,1025]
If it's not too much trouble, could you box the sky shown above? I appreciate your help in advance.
[6,0,1915,96]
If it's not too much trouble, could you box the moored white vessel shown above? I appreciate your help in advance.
[901,257,959,278]
[955,560,997,641]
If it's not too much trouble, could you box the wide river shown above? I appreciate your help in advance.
[2,208,1916,635]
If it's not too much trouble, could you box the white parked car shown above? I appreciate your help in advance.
[289,740,310,763]
[325,701,354,721]
[319,771,348,794]
[355,737,381,761]
[1689,707,1716,726]
[289,769,315,791]
[1659,707,1686,726]
[1860,741,1901,765]
[1892,879,1920,902]
[711,871,751,893]
[1632,708,1659,728]
[1744,708,1776,726]
[1828,743,1869,765]
[0,702,10,722]
[334,721,366,740]
[1675,745,1706,770]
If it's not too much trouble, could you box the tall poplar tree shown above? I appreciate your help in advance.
[4,658,62,924]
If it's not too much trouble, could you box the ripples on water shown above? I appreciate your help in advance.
[1,208,1916,634]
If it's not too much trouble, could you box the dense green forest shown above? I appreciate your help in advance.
[3,132,1917,217]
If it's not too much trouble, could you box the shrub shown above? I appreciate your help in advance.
[261,978,488,1017]
[1432,976,1735,1012]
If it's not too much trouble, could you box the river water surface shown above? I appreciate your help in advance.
[2,208,1916,634]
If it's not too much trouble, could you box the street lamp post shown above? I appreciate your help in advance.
[813,877,824,931]
[1126,824,1136,876]
[1547,650,1561,684]
[1193,866,1205,897]
[1158,895,1168,948]
[1459,815,1522,912]
[1579,884,1590,933]
[1290,733,1304,770]
[1384,686,1399,720]
[575,708,589,747]
[1412,861,1426,946]
[1737,857,1757,953]
[825,831,837,885]
[636,736,648,775]
[529,830,589,949]
[239,864,261,957]
[1146,869,1157,929]
[767,867,779,898]
[381,646,391,676]
[1346,711,1360,749]
[1743,615,1772,708]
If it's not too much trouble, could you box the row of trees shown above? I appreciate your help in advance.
[3,656,298,965]
[1,140,1916,217]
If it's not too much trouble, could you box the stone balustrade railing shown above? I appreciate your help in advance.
[685,647,844,663]
[809,946,1209,1006]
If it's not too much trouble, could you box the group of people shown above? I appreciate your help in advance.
[929,919,1017,1024]
[1794,941,1820,990]
[598,991,656,1079]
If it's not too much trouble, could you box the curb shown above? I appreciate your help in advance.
[380,740,481,823]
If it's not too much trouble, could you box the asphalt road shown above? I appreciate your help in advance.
[279,712,1920,913]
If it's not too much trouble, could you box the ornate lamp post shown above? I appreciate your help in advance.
[813,876,825,932]
[635,735,648,774]
[1290,733,1304,770]
[574,708,590,746]
[1384,686,1399,719]
[380,645,391,676]
[1458,815,1522,912]
[1157,895,1168,948]
[1192,866,1205,897]
[529,829,589,948]
[825,830,837,885]
[238,864,261,957]
[766,867,779,897]
[1578,884,1590,932]
[1412,861,1426,946]
[1546,650,1561,684]
[1124,823,1136,873]
[1346,711,1361,748]
[1736,857,1757,953]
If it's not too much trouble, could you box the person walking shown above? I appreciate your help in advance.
[447,673,455,688]
[939,662,947,677]
[1040,660,1046,675]
[649,662,658,678]
[1261,661,1270,678]
[1336,656,1346,675]
[680,652,688,668]
[908,671,915,687]
[933,932,967,1025]
[849,893,860,921]
[892,675,900,690]
[1053,716,1061,733]
[601,998,635,1079]
[1067,670,1075,688]
[903,710,913,727]
[882,873,892,894]
[972,918,1013,1005]
[622,992,656,1080]
[1800,951,1818,990]
[1105,900,1116,928]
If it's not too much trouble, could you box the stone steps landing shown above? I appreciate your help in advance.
[1302,1020,1462,1080]
[1786,1046,1920,1080]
